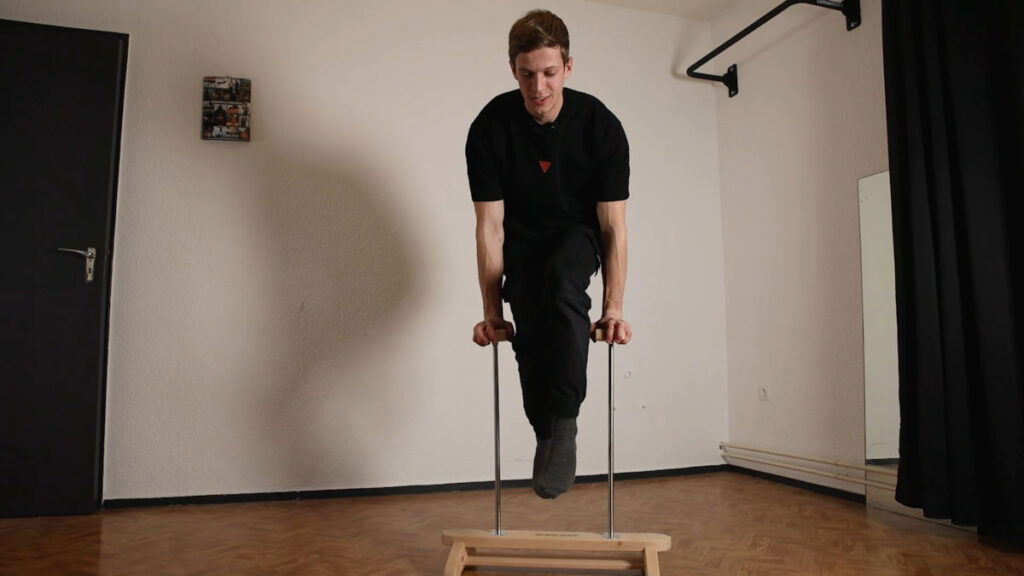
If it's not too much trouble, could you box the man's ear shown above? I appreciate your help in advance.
[564,56,574,79]
[510,60,517,78]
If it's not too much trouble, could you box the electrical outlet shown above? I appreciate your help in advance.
[758,385,771,401]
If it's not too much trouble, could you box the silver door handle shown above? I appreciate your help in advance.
[57,247,97,283]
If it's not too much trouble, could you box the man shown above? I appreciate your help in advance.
[467,9,631,499]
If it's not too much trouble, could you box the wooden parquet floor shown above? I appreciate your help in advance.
[1,471,1022,575]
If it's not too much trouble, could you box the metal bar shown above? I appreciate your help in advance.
[723,453,897,491]
[493,342,502,536]
[720,442,898,477]
[687,0,800,82]
[842,0,862,30]
[607,342,615,539]
[686,0,859,97]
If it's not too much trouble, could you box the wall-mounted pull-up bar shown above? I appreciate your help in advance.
[687,0,861,98]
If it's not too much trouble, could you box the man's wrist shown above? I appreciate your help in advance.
[602,306,623,319]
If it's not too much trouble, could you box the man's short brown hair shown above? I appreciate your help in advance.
[508,9,570,64]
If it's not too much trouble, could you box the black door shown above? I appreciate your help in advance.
[0,19,127,517]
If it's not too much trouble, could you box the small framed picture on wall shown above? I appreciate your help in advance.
[202,76,251,141]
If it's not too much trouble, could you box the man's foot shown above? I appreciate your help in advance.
[531,436,553,497]
[535,417,577,499]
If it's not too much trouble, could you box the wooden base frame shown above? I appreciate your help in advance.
[442,529,670,575]
[444,334,670,574]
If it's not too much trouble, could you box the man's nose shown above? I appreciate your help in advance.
[531,75,544,94]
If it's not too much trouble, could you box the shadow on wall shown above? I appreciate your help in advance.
[670,18,711,82]
[243,150,421,490]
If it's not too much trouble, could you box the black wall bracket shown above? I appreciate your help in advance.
[687,0,860,98]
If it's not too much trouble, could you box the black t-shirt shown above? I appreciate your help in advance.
[466,88,630,248]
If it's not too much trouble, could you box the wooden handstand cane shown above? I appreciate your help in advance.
[442,329,671,575]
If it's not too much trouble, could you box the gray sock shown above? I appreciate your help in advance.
[531,436,553,497]
[535,417,577,499]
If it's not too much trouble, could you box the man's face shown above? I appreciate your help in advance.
[511,46,573,124]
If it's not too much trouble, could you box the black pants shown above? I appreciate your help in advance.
[504,224,600,439]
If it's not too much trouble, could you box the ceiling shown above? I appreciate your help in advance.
[586,0,741,22]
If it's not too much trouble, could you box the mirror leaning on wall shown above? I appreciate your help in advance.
[858,171,900,470]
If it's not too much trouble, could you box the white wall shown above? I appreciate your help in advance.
[1,0,728,499]
[713,0,888,492]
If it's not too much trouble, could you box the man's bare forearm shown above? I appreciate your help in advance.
[601,225,627,317]
[477,229,504,319]
[475,202,505,320]
[596,201,628,318]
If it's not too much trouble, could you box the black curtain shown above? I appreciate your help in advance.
[882,0,1024,541]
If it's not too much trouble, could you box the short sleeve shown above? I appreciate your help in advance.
[466,115,504,202]
[596,114,630,202]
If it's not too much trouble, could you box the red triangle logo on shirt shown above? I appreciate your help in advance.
[539,161,552,173]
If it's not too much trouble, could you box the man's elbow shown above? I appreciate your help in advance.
[477,222,504,244]
[600,221,626,242]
